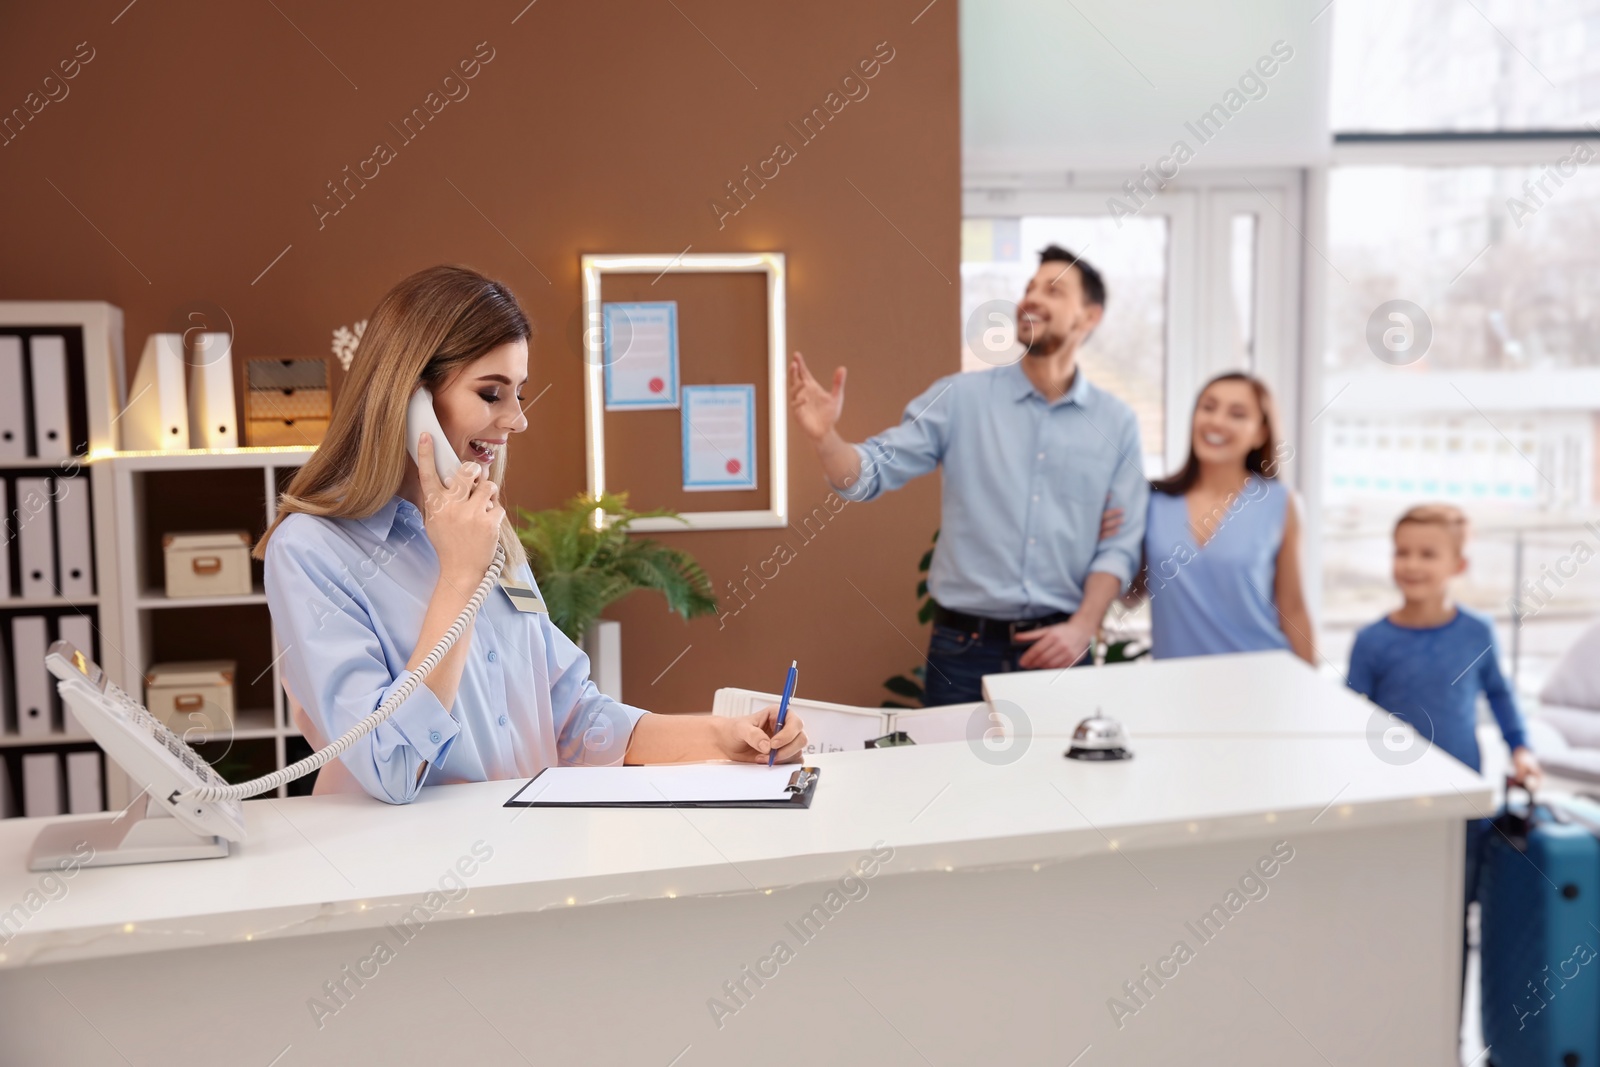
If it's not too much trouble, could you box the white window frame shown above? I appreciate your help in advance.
[1312,132,1600,663]
[962,169,1307,482]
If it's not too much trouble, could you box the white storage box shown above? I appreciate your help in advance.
[163,530,253,598]
[145,660,236,733]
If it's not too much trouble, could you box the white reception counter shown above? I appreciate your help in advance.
[0,652,1490,1066]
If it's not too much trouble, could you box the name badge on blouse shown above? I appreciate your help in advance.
[499,579,548,614]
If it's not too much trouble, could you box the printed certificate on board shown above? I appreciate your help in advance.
[602,301,679,410]
[681,384,757,492]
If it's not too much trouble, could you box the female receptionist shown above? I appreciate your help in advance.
[257,265,806,803]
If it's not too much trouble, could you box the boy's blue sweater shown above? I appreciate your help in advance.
[1347,606,1527,772]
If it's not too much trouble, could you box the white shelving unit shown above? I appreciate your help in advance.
[0,304,124,816]
[98,446,315,803]
[0,301,326,817]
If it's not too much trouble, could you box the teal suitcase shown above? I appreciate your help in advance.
[1479,786,1600,1066]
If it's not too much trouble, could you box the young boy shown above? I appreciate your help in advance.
[1346,503,1540,789]
[1347,502,1542,983]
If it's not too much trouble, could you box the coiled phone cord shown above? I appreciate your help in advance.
[178,544,507,803]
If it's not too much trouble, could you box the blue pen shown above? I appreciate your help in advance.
[770,660,798,767]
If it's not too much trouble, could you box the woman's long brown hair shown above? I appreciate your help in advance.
[1151,371,1280,497]
[255,264,530,570]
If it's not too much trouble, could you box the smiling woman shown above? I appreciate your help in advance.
[1135,372,1315,663]
[251,265,806,804]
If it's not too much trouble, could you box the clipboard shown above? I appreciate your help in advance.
[504,764,820,809]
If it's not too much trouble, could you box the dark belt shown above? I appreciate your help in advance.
[931,602,1072,642]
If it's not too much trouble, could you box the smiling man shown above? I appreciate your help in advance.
[790,245,1150,704]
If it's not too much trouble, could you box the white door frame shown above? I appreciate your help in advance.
[961,182,1199,474]
[962,169,1307,481]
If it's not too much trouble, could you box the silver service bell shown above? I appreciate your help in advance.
[1064,712,1133,761]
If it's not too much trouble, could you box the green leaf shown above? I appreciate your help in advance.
[516,492,718,641]
[882,675,923,699]
[917,601,935,625]
[1104,639,1151,664]
[915,579,928,599]
[917,548,934,574]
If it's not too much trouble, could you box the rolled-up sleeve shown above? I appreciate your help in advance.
[540,609,648,767]
[266,532,459,804]
[837,376,956,502]
[1087,411,1149,591]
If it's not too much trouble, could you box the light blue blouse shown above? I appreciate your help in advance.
[264,495,647,804]
[1144,475,1291,660]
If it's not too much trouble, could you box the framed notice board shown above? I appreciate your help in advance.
[580,253,787,531]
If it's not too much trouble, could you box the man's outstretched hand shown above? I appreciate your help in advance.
[790,351,846,443]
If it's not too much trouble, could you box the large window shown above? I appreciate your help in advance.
[961,181,1300,487]
[1322,2,1600,688]
[1332,0,1600,132]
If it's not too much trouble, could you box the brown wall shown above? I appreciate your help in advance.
[0,0,958,712]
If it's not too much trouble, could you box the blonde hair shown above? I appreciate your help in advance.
[1394,503,1469,555]
[255,264,530,572]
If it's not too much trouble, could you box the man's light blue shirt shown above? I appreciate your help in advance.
[842,361,1149,619]
[264,496,647,804]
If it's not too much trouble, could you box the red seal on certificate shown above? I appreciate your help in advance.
[726,459,741,474]
[648,377,665,393]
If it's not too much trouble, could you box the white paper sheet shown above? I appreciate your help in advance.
[681,384,756,491]
[509,764,799,806]
[603,301,679,410]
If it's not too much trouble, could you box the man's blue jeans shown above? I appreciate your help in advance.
[923,623,1029,705]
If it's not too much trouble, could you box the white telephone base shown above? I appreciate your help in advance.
[28,795,229,871]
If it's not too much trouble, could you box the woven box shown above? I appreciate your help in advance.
[245,359,331,446]
[145,660,236,733]
[163,530,253,598]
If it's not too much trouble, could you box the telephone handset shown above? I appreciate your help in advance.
[405,386,463,487]
[35,387,510,861]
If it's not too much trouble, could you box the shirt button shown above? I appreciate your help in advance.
[487,651,497,662]
[1037,452,1045,460]
[429,731,442,744]
[498,715,508,727]
[1029,538,1037,545]
[1032,494,1040,502]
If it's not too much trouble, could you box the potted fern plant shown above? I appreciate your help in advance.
[515,493,717,701]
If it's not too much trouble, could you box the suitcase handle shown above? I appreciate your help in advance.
[1500,776,1574,841]
[1498,776,1540,848]
[1505,775,1533,809]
